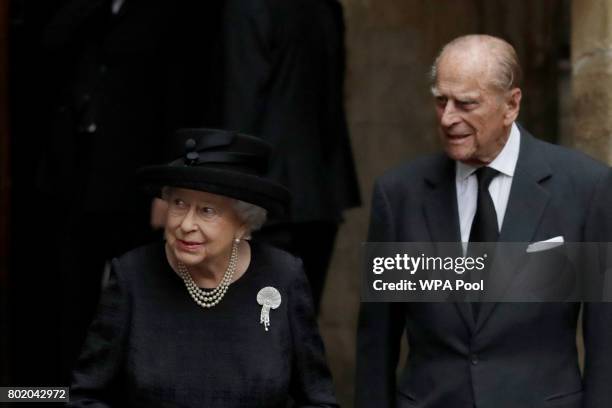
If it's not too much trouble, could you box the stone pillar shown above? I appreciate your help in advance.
[571,0,612,164]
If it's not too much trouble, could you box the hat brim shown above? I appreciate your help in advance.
[136,165,291,217]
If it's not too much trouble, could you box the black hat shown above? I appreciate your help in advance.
[137,129,290,216]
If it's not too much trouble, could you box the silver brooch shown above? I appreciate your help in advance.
[257,287,281,331]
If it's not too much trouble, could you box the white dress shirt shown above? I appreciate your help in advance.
[456,122,521,246]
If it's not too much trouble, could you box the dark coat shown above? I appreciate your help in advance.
[223,0,361,223]
[69,242,339,407]
[41,0,224,213]
[356,129,612,408]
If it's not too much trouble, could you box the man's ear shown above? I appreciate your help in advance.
[504,88,522,126]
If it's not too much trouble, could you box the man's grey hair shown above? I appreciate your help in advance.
[430,34,522,92]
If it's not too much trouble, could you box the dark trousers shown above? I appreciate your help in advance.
[253,221,338,315]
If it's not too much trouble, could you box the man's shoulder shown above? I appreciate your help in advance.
[376,153,449,189]
[525,133,609,179]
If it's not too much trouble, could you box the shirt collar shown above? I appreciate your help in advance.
[455,122,521,181]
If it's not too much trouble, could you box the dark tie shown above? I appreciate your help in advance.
[468,167,499,319]
[469,167,500,243]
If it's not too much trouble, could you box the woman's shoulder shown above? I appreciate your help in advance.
[250,241,304,283]
[111,241,167,280]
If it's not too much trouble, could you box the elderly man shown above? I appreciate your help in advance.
[356,35,612,408]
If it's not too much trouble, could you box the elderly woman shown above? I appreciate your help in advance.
[68,129,339,407]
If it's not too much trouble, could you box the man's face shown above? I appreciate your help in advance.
[432,52,520,165]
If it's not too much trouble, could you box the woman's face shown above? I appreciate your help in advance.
[164,188,247,268]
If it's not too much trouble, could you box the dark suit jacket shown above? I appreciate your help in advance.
[356,128,612,408]
[223,0,360,223]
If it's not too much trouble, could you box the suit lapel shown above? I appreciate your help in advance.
[476,130,552,331]
[422,157,474,332]
[423,161,461,243]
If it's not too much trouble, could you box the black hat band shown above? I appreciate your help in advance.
[174,151,267,176]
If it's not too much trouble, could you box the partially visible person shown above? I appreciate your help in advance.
[40,0,225,381]
[356,35,612,408]
[69,129,339,408]
[223,0,361,313]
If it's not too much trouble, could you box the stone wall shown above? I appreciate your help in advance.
[572,0,612,164]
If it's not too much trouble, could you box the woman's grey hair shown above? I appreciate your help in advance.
[429,34,522,93]
[232,199,267,235]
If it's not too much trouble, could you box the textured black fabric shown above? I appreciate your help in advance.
[137,129,291,217]
[223,0,361,223]
[137,165,290,218]
[59,211,161,383]
[69,242,338,407]
[253,221,339,314]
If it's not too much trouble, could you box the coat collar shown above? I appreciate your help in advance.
[422,157,474,329]
[423,156,462,243]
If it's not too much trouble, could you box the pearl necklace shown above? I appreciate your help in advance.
[176,239,239,308]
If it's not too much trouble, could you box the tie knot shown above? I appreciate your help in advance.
[475,166,499,189]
